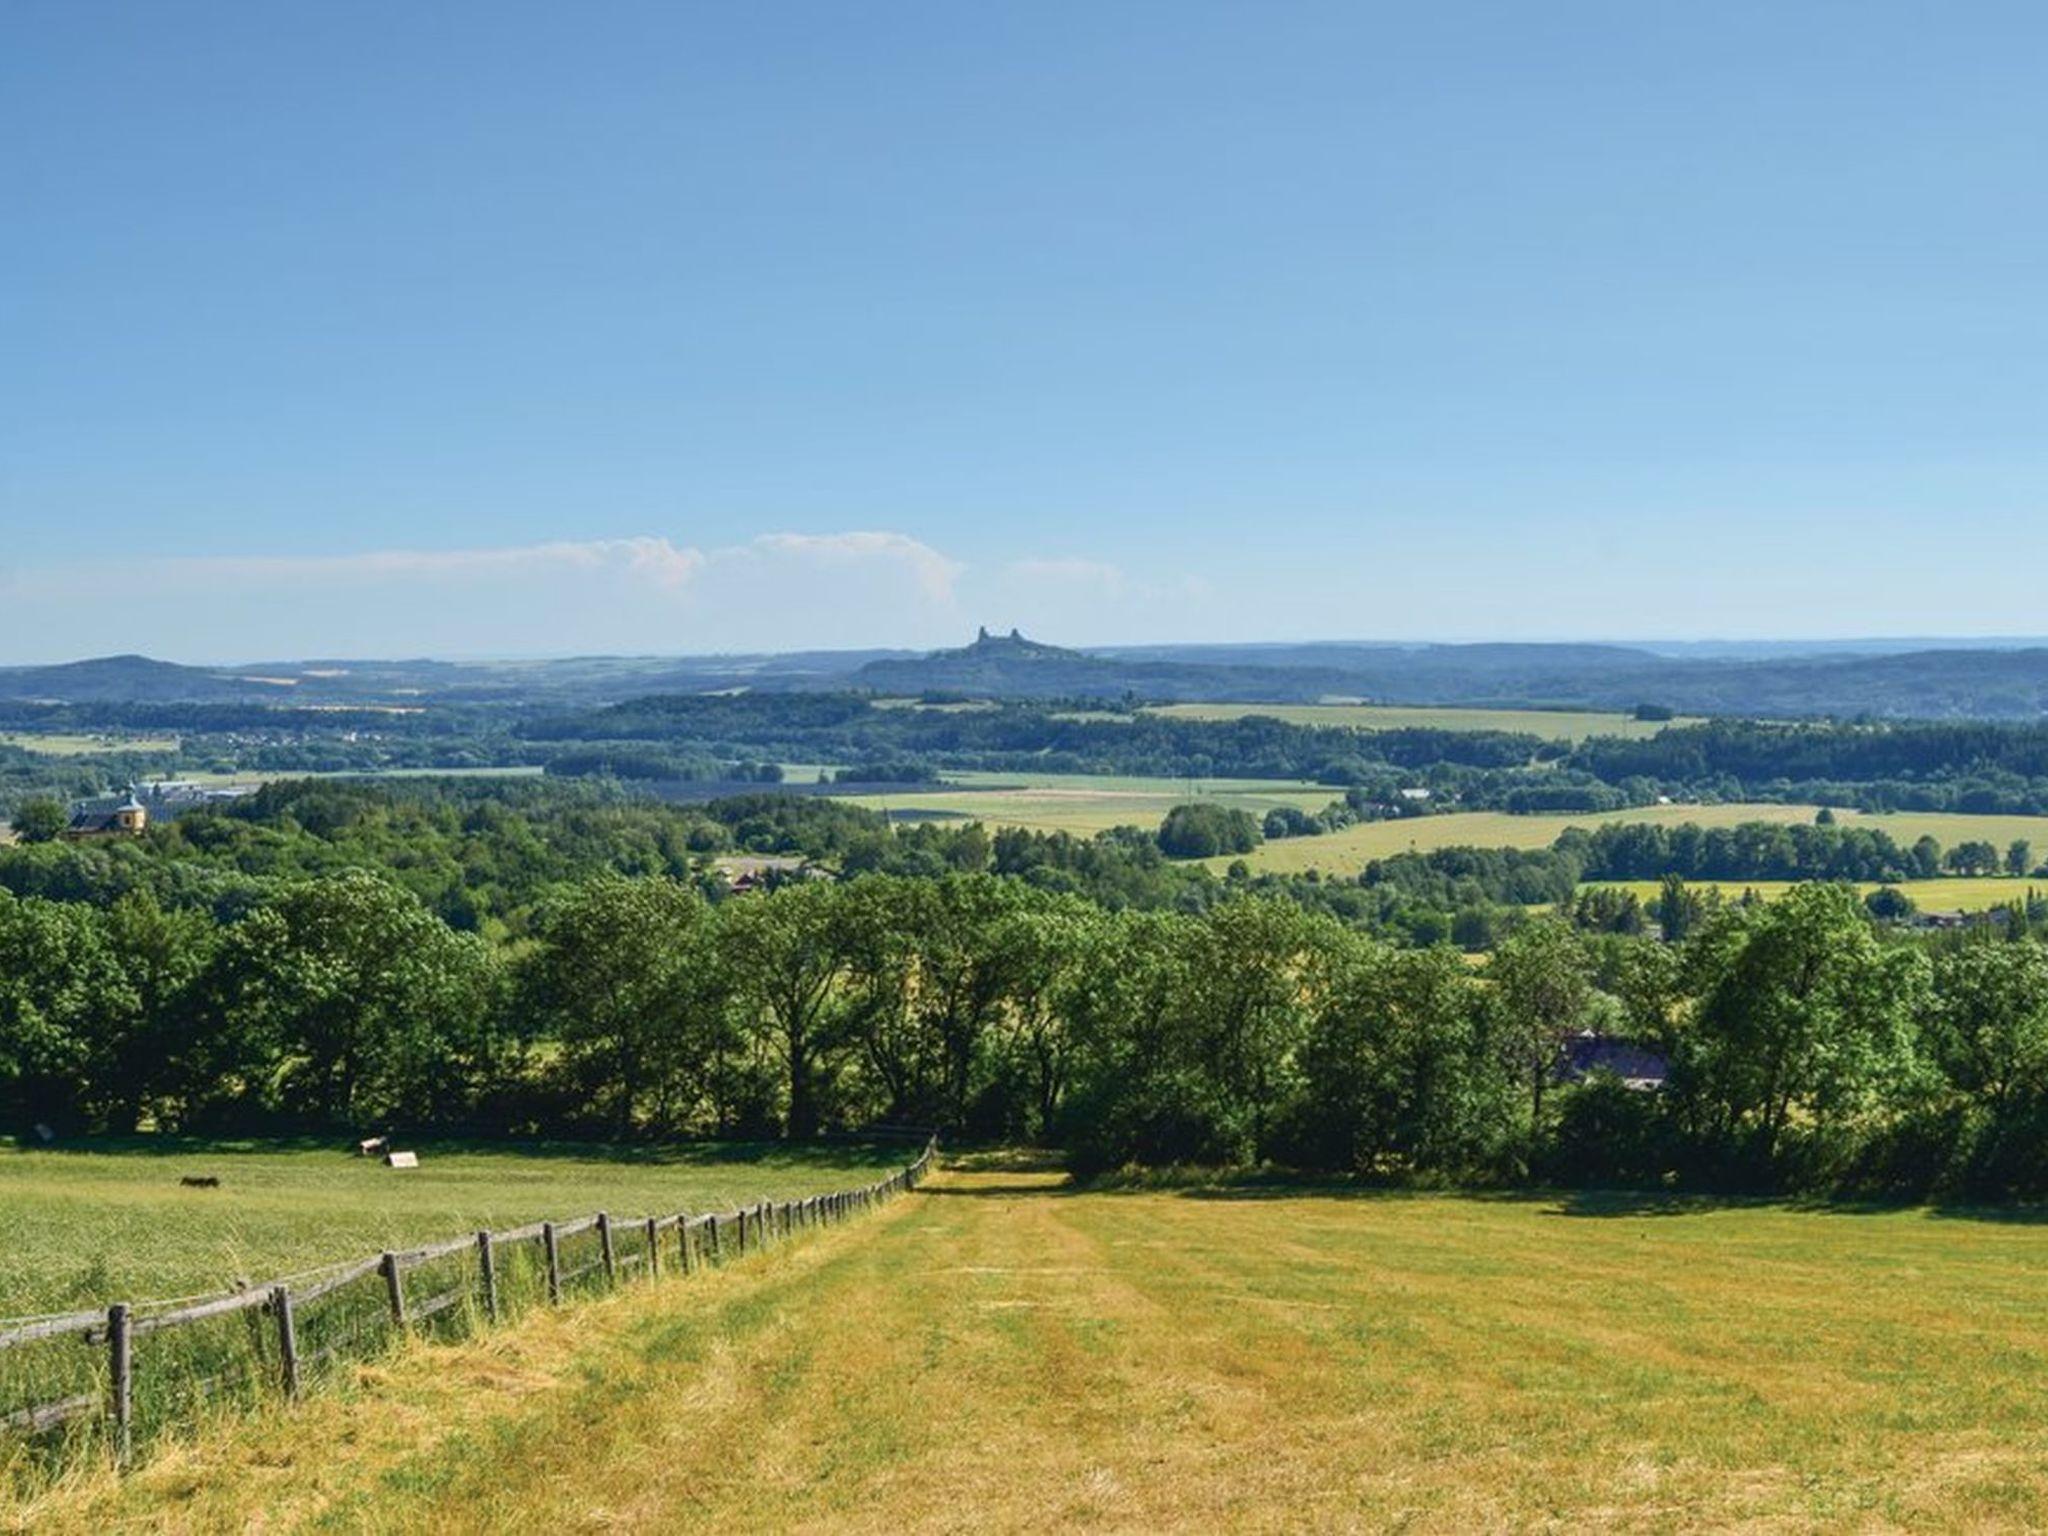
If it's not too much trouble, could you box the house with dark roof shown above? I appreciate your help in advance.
[64,790,148,840]
[1559,1032,1669,1091]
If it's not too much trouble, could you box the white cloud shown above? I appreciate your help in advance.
[748,531,965,603]
[1005,556,1125,593]
[0,529,973,660]
[155,537,708,590]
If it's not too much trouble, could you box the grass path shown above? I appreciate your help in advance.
[20,1166,2048,1531]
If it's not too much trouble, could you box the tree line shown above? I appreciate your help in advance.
[1364,818,2045,907]
[7,866,2048,1200]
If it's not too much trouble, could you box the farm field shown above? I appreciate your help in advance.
[25,1162,2048,1532]
[1145,701,1692,740]
[1218,802,2048,876]
[0,1138,907,1316]
[844,769,1335,836]
[0,732,181,757]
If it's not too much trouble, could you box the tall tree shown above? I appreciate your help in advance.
[1676,884,1928,1173]
[219,871,502,1127]
[1488,915,1592,1128]
[720,880,855,1137]
[521,876,731,1134]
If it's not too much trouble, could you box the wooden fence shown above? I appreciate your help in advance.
[0,1139,935,1472]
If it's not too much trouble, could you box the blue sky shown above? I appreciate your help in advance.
[4,1,2046,662]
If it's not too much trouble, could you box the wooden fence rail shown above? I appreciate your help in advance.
[0,1139,934,1473]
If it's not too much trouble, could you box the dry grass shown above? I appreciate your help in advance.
[21,1165,2048,1533]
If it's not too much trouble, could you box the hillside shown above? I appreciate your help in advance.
[851,628,1369,702]
[0,654,260,704]
[29,1166,2048,1531]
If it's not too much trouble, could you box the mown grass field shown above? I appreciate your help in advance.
[1145,701,1691,740]
[0,1138,907,1317]
[23,1162,2048,1532]
[0,732,182,757]
[845,769,1335,836]
[1220,802,2048,878]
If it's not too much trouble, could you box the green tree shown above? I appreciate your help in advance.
[1912,835,1944,879]
[2007,839,2034,878]
[1287,940,1509,1177]
[521,876,731,1135]
[1674,884,1928,1176]
[9,796,68,845]
[220,871,503,1127]
[1488,915,1592,1129]
[1156,803,1262,859]
[1930,945,2048,1114]
[91,891,217,1130]
[1946,840,2001,877]
[0,890,137,1131]
[720,880,856,1137]
[1653,874,1704,944]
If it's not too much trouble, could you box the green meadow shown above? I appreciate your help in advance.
[0,1138,907,1316]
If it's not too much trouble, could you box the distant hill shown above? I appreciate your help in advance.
[4,638,2048,719]
[850,629,1368,702]
[851,632,2048,718]
[0,654,261,704]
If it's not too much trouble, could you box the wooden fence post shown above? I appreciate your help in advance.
[598,1213,616,1285]
[645,1217,660,1277]
[273,1286,300,1399]
[736,1207,749,1253]
[381,1252,407,1329]
[478,1231,498,1321]
[707,1214,721,1261]
[543,1223,562,1305]
[107,1302,132,1467]
[679,1217,695,1274]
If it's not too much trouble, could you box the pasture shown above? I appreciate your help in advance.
[0,1138,908,1317]
[26,1163,2048,1531]
[0,732,181,757]
[1145,701,1689,741]
[844,769,1335,837]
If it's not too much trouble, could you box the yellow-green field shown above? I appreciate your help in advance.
[0,732,181,757]
[844,770,1334,836]
[26,1164,2048,1531]
[1220,803,2048,877]
[1146,701,1692,741]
